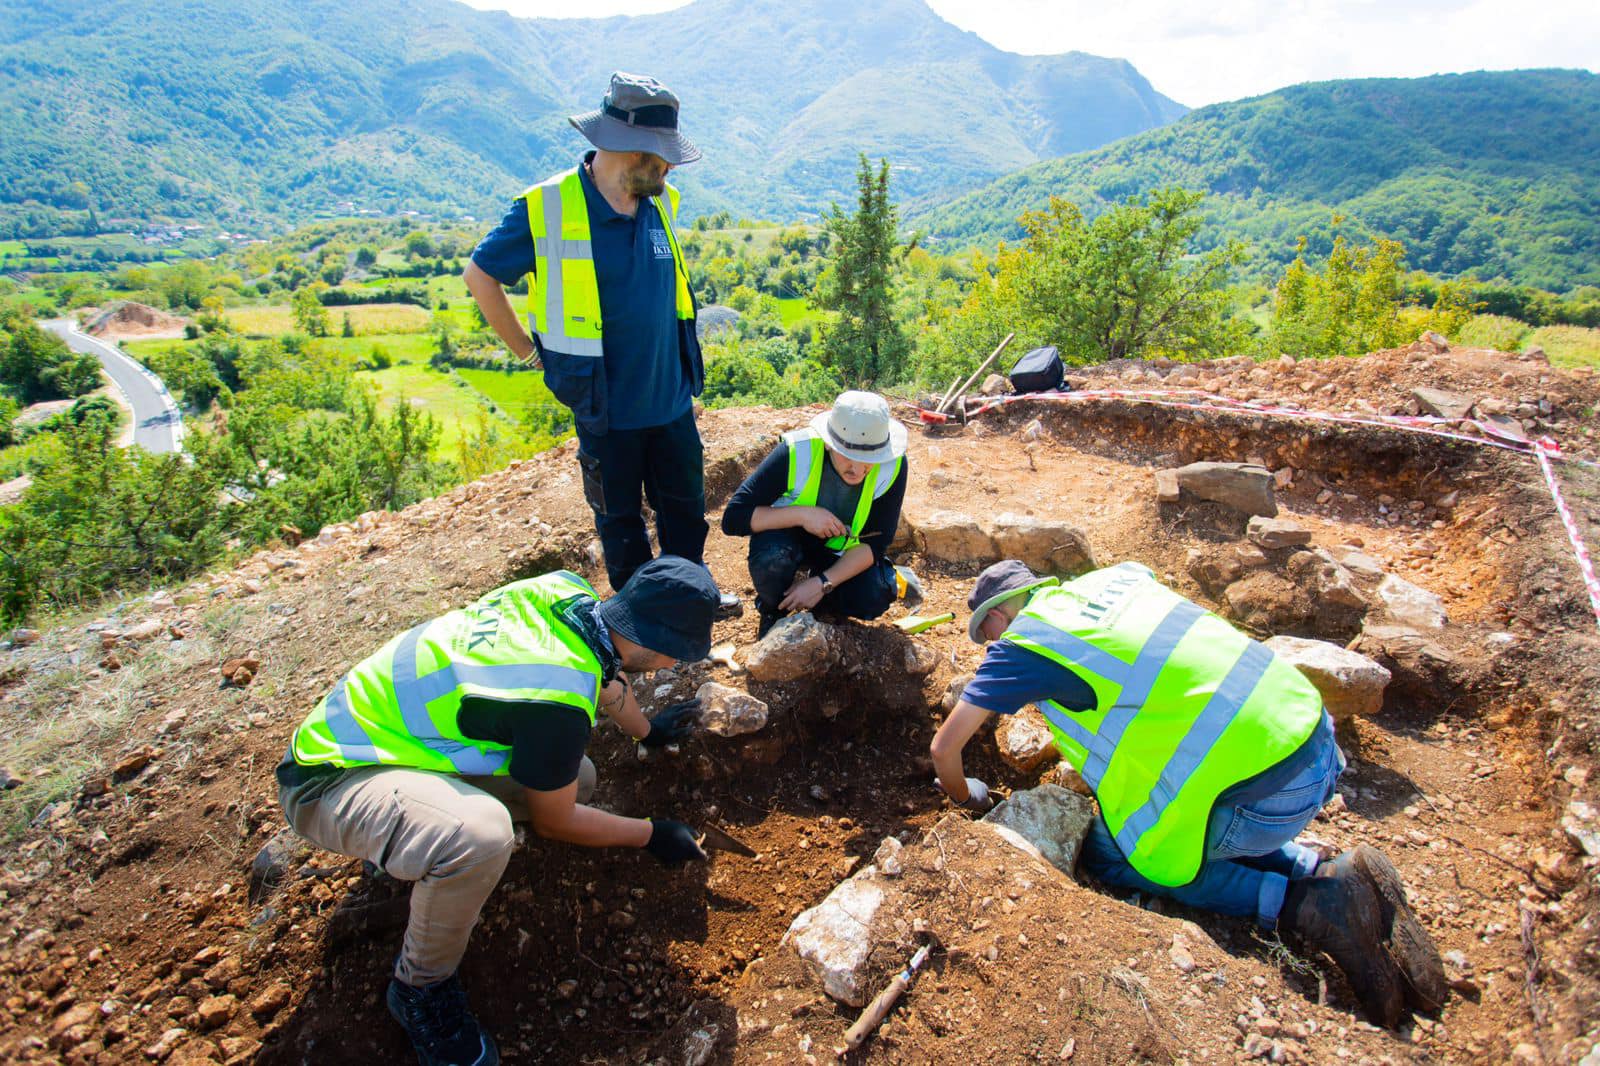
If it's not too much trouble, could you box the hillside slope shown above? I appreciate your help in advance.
[0,0,1182,230]
[914,70,1600,291]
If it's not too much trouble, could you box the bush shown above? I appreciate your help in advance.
[1457,314,1531,351]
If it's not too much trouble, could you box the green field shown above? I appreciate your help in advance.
[0,240,25,257]
[1529,325,1600,369]
[774,296,810,326]
[229,302,431,337]
[455,366,560,421]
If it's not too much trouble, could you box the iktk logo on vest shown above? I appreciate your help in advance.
[649,228,672,259]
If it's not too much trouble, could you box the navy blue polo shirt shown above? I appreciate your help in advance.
[471,152,690,431]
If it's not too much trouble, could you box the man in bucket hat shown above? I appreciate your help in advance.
[929,560,1446,1029]
[722,390,912,638]
[276,558,718,1065]
[466,73,736,613]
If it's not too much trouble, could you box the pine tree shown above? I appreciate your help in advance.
[812,156,909,386]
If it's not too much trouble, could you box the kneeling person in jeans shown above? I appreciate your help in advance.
[930,560,1445,1028]
[276,558,717,1066]
[722,391,909,638]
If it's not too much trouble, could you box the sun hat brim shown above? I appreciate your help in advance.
[808,409,908,466]
[968,576,1058,644]
[568,111,702,165]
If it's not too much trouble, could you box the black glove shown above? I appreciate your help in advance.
[645,819,707,865]
[639,699,701,748]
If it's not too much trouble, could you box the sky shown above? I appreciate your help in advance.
[456,0,1598,107]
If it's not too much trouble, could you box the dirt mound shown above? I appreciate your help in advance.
[84,301,190,340]
[2,353,1599,1064]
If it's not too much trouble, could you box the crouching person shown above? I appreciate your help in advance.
[722,390,909,638]
[930,560,1445,1028]
[276,558,718,1066]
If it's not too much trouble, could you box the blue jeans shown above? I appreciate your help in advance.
[1080,712,1344,928]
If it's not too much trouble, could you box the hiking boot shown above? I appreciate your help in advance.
[1280,869,1405,1028]
[387,975,499,1066]
[1320,845,1447,1014]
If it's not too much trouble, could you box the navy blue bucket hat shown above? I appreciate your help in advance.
[596,556,718,662]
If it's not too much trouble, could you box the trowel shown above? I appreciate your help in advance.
[697,824,757,858]
[894,612,954,634]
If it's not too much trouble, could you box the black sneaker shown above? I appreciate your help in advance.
[1280,870,1405,1028]
[715,589,743,620]
[386,976,499,1066]
[1320,846,1447,1014]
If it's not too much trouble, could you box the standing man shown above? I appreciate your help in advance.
[466,72,733,610]
[930,560,1445,1028]
[277,559,717,1066]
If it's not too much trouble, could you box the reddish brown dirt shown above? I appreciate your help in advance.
[1,346,1598,1065]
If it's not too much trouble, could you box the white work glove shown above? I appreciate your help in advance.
[946,777,991,811]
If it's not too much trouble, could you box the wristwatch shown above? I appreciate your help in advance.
[816,572,834,594]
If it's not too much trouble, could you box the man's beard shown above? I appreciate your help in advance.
[624,167,667,199]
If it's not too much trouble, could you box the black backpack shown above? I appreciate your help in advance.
[1008,345,1065,393]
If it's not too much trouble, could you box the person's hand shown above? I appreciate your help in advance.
[941,776,992,812]
[644,819,707,864]
[779,575,826,612]
[639,699,700,747]
[798,507,848,541]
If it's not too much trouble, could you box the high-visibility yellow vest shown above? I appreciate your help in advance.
[290,571,604,776]
[1001,563,1324,886]
[772,427,903,552]
[522,168,693,361]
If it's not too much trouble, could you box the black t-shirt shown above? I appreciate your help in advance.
[456,696,592,791]
[721,440,908,562]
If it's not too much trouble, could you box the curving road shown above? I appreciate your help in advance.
[42,320,184,454]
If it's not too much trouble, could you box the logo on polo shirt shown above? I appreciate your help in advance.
[649,229,672,260]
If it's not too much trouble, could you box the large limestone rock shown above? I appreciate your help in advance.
[982,784,1096,877]
[1412,386,1473,420]
[1172,462,1278,517]
[694,682,769,737]
[996,710,1058,772]
[744,613,835,682]
[989,513,1096,575]
[916,511,996,564]
[1376,574,1448,629]
[784,866,890,1006]
[1265,635,1391,721]
[1290,549,1368,612]
[1247,516,1312,550]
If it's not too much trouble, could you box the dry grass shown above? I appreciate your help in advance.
[228,302,430,338]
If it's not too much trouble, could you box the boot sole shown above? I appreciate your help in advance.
[1289,875,1406,1029]
[1351,845,1448,1013]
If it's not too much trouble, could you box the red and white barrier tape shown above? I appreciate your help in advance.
[948,388,1600,632]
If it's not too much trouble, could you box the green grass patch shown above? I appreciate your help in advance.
[1457,314,1532,351]
[455,366,563,421]
[1528,325,1600,369]
[0,240,25,257]
[774,297,812,327]
[360,361,487,451]
[0,432,61,481]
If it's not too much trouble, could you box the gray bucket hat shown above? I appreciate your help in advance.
[569,72,701,166]
[967,560,1058,643]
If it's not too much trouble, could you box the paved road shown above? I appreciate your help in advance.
[42,320,184,454]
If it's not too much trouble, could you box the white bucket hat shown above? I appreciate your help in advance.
[808,391,908,465]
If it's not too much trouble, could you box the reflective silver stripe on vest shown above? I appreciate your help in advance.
[869,459,898,500]
[321,676,384,764]
[775,431,816,508]
[1112,639,1276,859]
[531,182,605,359]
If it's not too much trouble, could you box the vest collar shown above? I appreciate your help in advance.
[553,593,620,683]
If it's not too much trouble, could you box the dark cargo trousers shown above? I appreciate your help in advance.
[747,527,897,620]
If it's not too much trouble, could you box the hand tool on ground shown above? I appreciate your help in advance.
[696,824,757,857]
[894,612,954,634]
[936,332,1014,414]
[840,943,931,1053]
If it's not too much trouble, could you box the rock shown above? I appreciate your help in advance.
[1246,516,1312,550]
[49,1003,99,1049]
[238,579,263,596]
[979,373,1010,397]
[1046,763,1093,796]
[682,1024,720,1066]
[1223,573,1309,631]
[872,836,905,877]
[1265,636,1391,721]
[982,785,1096,877]
[694,682,769,737]
[111,746,156,780]
[221,657,260,687]
[195,995,235,1030]
[988,513,1096,575]
[1419,330,1450,352]
[1187,543,1270,595]
[1479,411,1530,442]
[1154,468,1181,504]
[902,641,938,676]
[707,642,742,674]
[1562,801,1600,859]
[996,711,1058,772]
[915,511,997,564]
[1172,462,1277,517]
[1376,574,1448,629]
[694,305,741,340]
[785,872,888,1005]
[123,619,166,644]
[1412,386,1473,420]
[249,828,313,905]
[1168,933,1197,973]
[1291,549,1368,613]
[1331,547,1386,582]
[888,512,918,553]
[8,627,40,646]
[144,1028,188,1062]
[942,673,974,712]
[743,613,833,683]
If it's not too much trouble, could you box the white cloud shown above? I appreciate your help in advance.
[456,0,1599,107]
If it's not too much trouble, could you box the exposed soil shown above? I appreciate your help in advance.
[1,343,1598,1065]
[82,302,190,341]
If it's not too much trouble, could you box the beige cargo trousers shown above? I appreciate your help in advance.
[278,758,596,988]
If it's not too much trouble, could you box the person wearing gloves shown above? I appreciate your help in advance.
[276,557,719,1066]
[721,390,911,638]
[929,560,1445,1029]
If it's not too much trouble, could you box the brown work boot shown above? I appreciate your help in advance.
[1320,845,1447,1014]
[1280,869,1406,1028]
